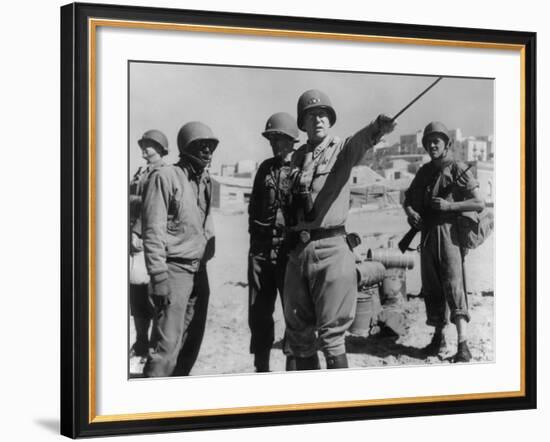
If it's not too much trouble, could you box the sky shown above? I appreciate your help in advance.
[129,61,494,173]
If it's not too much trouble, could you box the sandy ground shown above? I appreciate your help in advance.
[130,207,494,376]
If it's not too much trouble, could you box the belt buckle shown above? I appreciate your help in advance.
[299,230,310,244]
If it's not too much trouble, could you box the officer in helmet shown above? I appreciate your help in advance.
[281,89,395,370]
[248,112,299,372]
[141,121,218,377]
[403,121,484,363]
[129,129,169,360]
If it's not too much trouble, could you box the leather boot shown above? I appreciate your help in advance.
[254,350,271,372]
[451,340,472,363]
[295,354,320,370]
[285,356,297,371]
[326,353,348,369]
[423,331,446,357]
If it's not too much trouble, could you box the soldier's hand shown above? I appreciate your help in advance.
[375,114,396,135]
[151,274,170,297]
[369,114,396,145]
[407,212,423,229]
[151,294,170,308]
[151,275,170,309]
[130,232,143,253]
[431,197,452,212]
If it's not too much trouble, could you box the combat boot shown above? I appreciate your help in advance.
[423,331,446,357]
[326,353,348,369]
[451,340,472,363]
[254,350,271,372]
[285,356,297,371]
[295,354,320,370]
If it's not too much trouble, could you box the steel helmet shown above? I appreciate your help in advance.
[422,121,450,147]
[177,121,219,153]
[262,112,300,142]
[297,89,337,131]
[138,129,169,156]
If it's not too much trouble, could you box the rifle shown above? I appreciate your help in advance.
[398,164,473,253]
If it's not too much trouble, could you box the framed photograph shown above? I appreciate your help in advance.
[60,2,536,438]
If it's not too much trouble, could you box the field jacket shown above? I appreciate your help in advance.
[142,163,214,280]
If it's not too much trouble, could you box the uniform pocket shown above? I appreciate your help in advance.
[312,236,347,262]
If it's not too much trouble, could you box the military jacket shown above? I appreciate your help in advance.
[283,121,380,231]
[404,156,479,227]
[141,162,214,278]
[248,157,291,239]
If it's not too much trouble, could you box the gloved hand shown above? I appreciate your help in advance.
[151,273,170,307]
[370,114,396,145]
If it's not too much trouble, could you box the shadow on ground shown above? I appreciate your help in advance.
[345,334,426,359]
[275,333,427,360]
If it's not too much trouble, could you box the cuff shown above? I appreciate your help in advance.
[151,272,168,284]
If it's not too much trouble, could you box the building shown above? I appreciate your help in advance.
[399,130,423,154]
[448,128,464,145]
[211,175,253,211]
[467,160,494,204]
[350,165,386,187]
[235,159,257,176]
[372,142,401,162]
[220,163,237,177]
[476,135,494,160]
[454,137,488,162]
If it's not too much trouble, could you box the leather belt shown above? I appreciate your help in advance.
[166,256,200,267]
[288,225,346,248]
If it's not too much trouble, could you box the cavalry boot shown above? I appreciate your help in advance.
[326,353,348,369]
[295,354,320,370]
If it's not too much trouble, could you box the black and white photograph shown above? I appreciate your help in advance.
[127,62,495,378]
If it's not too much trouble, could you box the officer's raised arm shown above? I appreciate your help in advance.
[343,114,396,168]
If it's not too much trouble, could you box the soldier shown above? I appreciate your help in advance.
[403,121,485,362]
[248,112,299,372]
[281,89,395,370]
[129,129,168,359]
[141,122,218,377]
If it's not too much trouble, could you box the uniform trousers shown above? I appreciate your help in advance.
[283,235,357,358]
[421,222,470,327]
[144,262,210,377]
[129,283,153,354]
[248,251,286,356]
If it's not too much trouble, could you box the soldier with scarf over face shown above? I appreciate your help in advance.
[141,122,217,377]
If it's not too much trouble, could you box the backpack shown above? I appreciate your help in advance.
[456,208,494,249]
[436,160,494,250]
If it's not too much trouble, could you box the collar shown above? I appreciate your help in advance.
[431,151,454,171]
[177,157,207,182]
[307,135,334,160]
